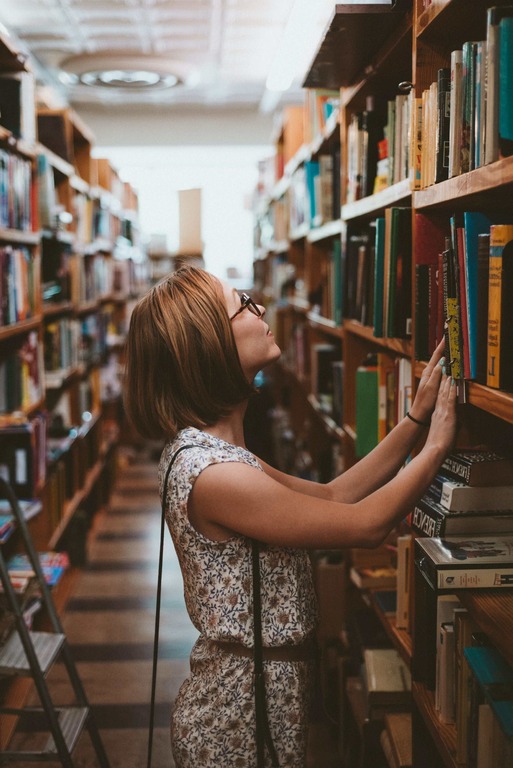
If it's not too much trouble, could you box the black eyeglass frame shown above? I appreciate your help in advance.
[229,293,263,321]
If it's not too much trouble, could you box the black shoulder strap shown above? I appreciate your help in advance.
[147,444,196,768]
[147,443,279,768]
[252,540,280,767]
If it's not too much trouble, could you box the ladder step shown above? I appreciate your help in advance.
[0,630,65,675]
[45,706,90,755]
[0,707,90,761]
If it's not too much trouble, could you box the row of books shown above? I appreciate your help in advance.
[346,92,412,203]
[409,449,513,539]
[345,207,412,341]
[0,498,42,544]
[2,551,70,591]
[0,71,37,145]
[355,355,412,458]
[436,594,513,765]
[0,148,33,232]
[0,245,37,327]
[304,88,340,144]
[416,7,513,190]
[0,412,47,500]
[414,213,513,392]
[0,331,44,414]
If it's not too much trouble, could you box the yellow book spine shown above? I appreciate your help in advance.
[487,224,513,387]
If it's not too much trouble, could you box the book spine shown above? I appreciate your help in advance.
[460,41,474,174]
[499,17,513,157]
[487,224,513,387]
[411,498,445,537]
[476,233,490,384]
[485,8,500,164]
[436,567,513,589]
[436,68,451,183]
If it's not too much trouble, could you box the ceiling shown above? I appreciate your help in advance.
[0,0,323,111]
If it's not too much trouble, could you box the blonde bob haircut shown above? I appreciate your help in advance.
[123,267,255,440]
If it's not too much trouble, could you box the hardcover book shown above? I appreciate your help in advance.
[486,223,513,390]
[363,648,411,710]
[415,535,513,590]
[485,6,513,164]
[441,450,513,486]
[427,473,513,512]
[464,645,513,756]
[463,211,493,380]
[412,494,513,536]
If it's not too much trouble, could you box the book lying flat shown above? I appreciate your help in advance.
[428,473,513,512]
[415,535,513,589]
[6,551,69,587]
[441,450,513,486]
[363,648,411,710]
[350,565,397,590]
[410,495,513,537]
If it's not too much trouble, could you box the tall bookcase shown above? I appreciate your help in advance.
[254,1,513,765]
[0,26,146,749]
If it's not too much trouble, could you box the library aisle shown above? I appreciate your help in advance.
[14,443,340,767]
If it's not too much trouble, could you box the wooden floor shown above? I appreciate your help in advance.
[12,444,342,767]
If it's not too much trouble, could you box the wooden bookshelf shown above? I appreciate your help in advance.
[254,0,513,765]
[0,22,146,567]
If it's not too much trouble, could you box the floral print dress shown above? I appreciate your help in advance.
[158,427,318,768]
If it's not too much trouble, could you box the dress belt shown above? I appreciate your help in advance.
[213,639,316,662]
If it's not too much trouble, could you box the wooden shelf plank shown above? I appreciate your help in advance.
[412,683,459,768]
[0,228,40,245]
[457,590,513,669]
[414,155,513,209]
[304,1,411,89]
[343,320,412,356]
[307,219,342,243]
[342,178,411,221]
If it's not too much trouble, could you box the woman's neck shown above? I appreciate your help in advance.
[203,401,248,448]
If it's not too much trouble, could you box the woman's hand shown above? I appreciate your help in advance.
[409,340,445,424]
[424,372,458,457]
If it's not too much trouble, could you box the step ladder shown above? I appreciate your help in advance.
[0,478,110,766]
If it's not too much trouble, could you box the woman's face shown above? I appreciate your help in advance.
[222,282,281,379]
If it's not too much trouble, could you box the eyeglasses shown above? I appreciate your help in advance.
[229,293,263,321]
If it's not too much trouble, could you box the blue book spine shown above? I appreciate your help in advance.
[464,646,513,739]
[463,211,493,379]
[499,17,513,144]
[304,161,320,225]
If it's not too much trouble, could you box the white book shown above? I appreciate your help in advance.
[435,594,460,711]
[436,477,513,512]
[438,621,455,723]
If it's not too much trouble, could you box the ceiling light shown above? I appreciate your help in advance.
[60,53,195,91]
[79,69,179,89]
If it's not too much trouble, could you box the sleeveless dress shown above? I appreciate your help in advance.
[158,427,318,768]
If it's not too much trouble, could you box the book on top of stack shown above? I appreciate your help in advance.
[409,449,513,538]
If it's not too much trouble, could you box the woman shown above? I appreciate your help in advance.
[124,266,456,767]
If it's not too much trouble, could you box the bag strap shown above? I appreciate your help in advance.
[147,444,195,768]
[252,540,280,767]
[148,443,279,768]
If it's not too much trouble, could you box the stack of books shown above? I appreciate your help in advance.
[5,550,70,589]
[410,450,513,537]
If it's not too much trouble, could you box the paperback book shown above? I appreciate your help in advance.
[415,535,513,590]
[427,473,513,512]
